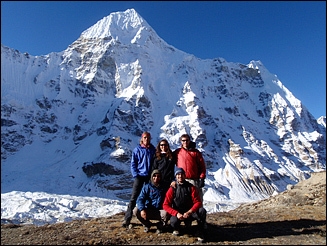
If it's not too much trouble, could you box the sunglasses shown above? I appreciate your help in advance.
[160,144,168,146]
[181,139,189,142]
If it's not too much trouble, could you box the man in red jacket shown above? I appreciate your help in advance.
[163,168,207,242]
[174,134,206,202]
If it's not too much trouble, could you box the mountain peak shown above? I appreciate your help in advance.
[80,8,149,43]
[318,116,326,127]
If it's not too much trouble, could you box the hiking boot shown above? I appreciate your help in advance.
[195,230,205,242]
[197,236,205,243]
[122,220,130,228]
[156,221,164,229]
[143,227,150,233]
[172,230,180,236]
[156,222,164,234]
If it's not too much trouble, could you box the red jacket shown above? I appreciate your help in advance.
[163,184,202,216]
[174,147,206,179]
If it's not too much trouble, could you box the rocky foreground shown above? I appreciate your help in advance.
[1,171,326,245]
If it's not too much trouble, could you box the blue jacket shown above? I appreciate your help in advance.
[131,144,156,178]
[136,182,165,211]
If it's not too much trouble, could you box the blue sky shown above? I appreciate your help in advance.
[1,1,326,119]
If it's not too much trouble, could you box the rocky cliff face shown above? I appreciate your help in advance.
[1,9,325,211]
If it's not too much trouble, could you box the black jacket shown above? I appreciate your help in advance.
[152,153,176,191]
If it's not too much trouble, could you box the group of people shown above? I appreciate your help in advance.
[121,132,207,242]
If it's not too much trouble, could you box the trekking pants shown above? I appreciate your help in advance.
[133,207,168,228]
[170,207,207,230]
[124,176,149,222]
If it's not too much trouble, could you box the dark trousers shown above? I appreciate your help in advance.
[170,207,207,231]
[133,207,168,228]
[124,176,149,222]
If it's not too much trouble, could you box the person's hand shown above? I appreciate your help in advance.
[199,178,205,188]
[140,210,147,220]
[170,181,177,188]
[183,211,192,219]
[177,212,184,220]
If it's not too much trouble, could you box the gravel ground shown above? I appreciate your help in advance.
[1,171,325,245]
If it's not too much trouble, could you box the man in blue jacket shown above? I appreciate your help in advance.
[122,132,156,228]
[133,169,168,233]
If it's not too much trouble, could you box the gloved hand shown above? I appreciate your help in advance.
[199,178,205,188]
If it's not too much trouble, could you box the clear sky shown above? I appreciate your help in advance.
[1,1,326,119]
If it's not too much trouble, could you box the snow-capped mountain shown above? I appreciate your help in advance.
[1,8,326,214]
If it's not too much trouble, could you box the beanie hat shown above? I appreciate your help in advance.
[152,169,161,176]
[151,169,161,186]
[151,169,161,179]
[174,167,185,176]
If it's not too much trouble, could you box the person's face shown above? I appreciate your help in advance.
[142,134,151,145]
[152,173,161,184]
[181,137,190,149]
[176,172,185,183]
[159,141,168,152]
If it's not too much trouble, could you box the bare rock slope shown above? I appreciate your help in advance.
[1,171,325,245]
